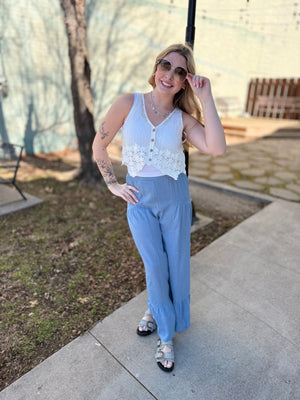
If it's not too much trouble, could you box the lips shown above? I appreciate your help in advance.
[160,80,173,88]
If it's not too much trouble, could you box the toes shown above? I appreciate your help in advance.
[161,360,173,369]
[139,316,154,332]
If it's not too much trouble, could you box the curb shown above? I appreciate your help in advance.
[188,175,274,204]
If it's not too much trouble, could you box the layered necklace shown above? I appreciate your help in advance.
[150,92,174,118]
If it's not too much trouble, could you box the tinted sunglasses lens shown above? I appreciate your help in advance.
[175,67,187,82]
[157,59,171,71]
[157,59,187,82]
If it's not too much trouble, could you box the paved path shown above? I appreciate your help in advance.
[1,198,299,399]
[189,137,300,202]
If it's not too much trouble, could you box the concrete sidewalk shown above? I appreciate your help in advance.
[1,197,299,400]
[0,185,43,216]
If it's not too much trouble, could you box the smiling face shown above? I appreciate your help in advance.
[154,52,187,95]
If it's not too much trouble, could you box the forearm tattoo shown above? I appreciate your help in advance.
[100,121,109,140]
[95,158,117,186]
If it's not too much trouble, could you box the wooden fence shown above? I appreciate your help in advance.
[245,78,300,120]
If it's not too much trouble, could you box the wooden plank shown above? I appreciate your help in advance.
[294,79,300,119]
[279,79,287,119]
[245,80,252,114]
[249,78,255,116]
[253,78,260,116]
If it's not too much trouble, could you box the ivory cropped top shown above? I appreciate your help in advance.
[121,93,186,180]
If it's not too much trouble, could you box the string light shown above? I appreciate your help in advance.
[157,1,300,38]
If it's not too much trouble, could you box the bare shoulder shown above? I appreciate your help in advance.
[106,93,133,124]
[120,92,135,104]
[114,93,135,112]
[105,93,135,125]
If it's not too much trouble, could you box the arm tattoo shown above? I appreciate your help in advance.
[100,121,109,140]
[95,158,117,186]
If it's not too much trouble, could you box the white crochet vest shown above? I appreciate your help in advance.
[122,93,186,180]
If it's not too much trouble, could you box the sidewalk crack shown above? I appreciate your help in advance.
[88,331,159,400]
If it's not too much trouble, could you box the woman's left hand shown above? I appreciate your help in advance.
[186,74,212,101]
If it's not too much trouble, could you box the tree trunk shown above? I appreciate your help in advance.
[60,0,101,183]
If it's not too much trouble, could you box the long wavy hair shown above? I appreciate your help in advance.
[148,43,202,121]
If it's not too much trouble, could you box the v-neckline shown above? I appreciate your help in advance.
[142,94,176,128]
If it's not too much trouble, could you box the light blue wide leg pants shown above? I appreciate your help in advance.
[126,173,192,342]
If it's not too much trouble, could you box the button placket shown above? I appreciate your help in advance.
[148,127,156,162]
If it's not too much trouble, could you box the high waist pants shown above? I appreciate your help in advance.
[126,173,192,342]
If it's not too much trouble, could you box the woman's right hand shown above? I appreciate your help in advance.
[108,183,139,204]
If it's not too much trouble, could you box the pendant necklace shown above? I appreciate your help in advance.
[150,92,174,118]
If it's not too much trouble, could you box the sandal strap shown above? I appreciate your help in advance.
[155,339,174,363]
[157,339,173,348]
[138,319,157,331]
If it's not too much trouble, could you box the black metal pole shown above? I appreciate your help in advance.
[184,0,197,177]
[185,0,196,49]
[185,0,197,223]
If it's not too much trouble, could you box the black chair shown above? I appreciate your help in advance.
[0,142,27,200]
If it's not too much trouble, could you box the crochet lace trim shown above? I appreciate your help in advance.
[122,143,185,180]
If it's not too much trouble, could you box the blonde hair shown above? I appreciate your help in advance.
[148,43,202,121]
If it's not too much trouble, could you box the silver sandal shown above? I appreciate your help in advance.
[155,339,174,372]
[136,309,157,336]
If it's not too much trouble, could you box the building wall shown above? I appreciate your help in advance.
[0,0,299,154]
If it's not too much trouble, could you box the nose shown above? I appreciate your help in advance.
[165,68,174,80]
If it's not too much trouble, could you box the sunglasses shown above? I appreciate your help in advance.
[156,59,188,82]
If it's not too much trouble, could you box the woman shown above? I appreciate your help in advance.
[93,43,226,372]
